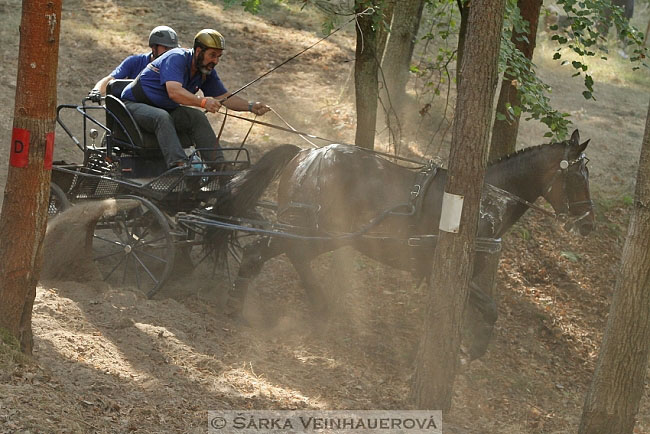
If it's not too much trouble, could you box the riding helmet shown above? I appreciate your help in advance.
[194,29,226,50]
[149,26,180,48]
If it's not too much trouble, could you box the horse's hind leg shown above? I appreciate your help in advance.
[286,241,333,316]
[227,236,285,317]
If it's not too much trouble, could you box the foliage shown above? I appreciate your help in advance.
[0,327,27,366]
[495,0,647,140]
[410,0,458,95]
[499,0,572,139]
[549,0,648,96]
[218,0,647,142]
[221,0,264,13]
[621,194,634,206]
[302,0,389,34]
[560,250,582,262]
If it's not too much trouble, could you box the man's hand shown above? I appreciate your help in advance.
[203,97,222,113]
[251,102,270,116]
[88,89,102,103]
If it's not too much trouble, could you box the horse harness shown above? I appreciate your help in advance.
[486,150,592,224]
[404,161,440,248]
[544,150,593,217]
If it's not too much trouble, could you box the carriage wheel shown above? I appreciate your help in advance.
[48,183,70,218]
[224,230,258,284]
[92,195,175,298]
[187,228,254,284]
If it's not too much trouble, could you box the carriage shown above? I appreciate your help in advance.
[49,79,261,298]
[49,81,594,359]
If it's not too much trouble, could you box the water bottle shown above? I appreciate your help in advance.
[190,154,204,172]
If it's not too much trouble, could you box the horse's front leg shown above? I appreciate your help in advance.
[465,281,498,360]
[227,236,285,318]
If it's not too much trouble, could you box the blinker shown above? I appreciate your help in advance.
[560,160,569,170]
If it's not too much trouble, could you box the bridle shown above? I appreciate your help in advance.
[485,149,592,227]
[542,148,593,224]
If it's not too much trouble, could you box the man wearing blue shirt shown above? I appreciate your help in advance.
[89,26,179,99]
[121,29,270,169]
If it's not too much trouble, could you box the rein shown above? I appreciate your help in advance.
[484,183,557,219]
[217,110,428,167]
[486,152,591,222]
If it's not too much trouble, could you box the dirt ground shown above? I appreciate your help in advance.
[1,0,650,433]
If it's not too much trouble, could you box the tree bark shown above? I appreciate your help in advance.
[375,0,395,64]
[380,0,425,111]
[0,0,63,354]
[489,0,543,161]
[410,0,505,410]
[455,0,470,88]
[354,0,380,150]
[578,99,650,434]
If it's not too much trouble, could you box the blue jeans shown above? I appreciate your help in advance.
[124,101,223,167]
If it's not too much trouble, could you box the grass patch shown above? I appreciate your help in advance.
[0,327,29,369]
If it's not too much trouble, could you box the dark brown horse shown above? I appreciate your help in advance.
[212,130,594,358]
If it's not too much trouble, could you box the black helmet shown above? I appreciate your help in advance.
[149,26,179,48]
[194,29,225,50]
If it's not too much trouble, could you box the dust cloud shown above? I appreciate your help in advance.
[41,199,138,281]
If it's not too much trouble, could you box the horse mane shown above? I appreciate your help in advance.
[488,140,566,166]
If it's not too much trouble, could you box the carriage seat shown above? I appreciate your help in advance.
[105,79,161,155]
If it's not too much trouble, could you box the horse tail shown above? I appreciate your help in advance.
[204,144,301,262]
[214,144,301,217]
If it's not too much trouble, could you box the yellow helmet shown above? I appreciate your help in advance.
[194,29,225,50]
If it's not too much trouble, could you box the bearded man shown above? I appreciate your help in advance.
[121,29,270,169]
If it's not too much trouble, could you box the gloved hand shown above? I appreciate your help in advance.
[88,89,102,103]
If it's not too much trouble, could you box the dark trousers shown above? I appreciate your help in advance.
[124,101,223,167]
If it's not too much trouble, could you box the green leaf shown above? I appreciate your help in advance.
[517,228,531,240]
[622,195,634,206]
[582,90,592,99]
[561,251,580,262]
[553,53,562,60]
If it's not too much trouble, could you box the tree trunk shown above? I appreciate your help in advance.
[455,0,470,87]
[489,0,543,161]
[0,0,63,354]
[613,0,634,19]
[354,1,380,150]
[410,0,505,411]
[375,0,395,63]
[578,99,650,434]
[380,0,425,111]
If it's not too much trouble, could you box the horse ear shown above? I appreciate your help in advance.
[570,129,580,146]
[578,139,590,153]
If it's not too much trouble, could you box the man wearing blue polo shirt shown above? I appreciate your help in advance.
[121,28,270,169]
[89,26,179,99]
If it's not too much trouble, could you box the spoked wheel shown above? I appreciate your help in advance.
[187,225,258,287]
[92,195,175,298]
[224,230,258,284]
[48,183,71,218]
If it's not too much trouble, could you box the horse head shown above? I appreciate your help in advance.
[542,129,595,236]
